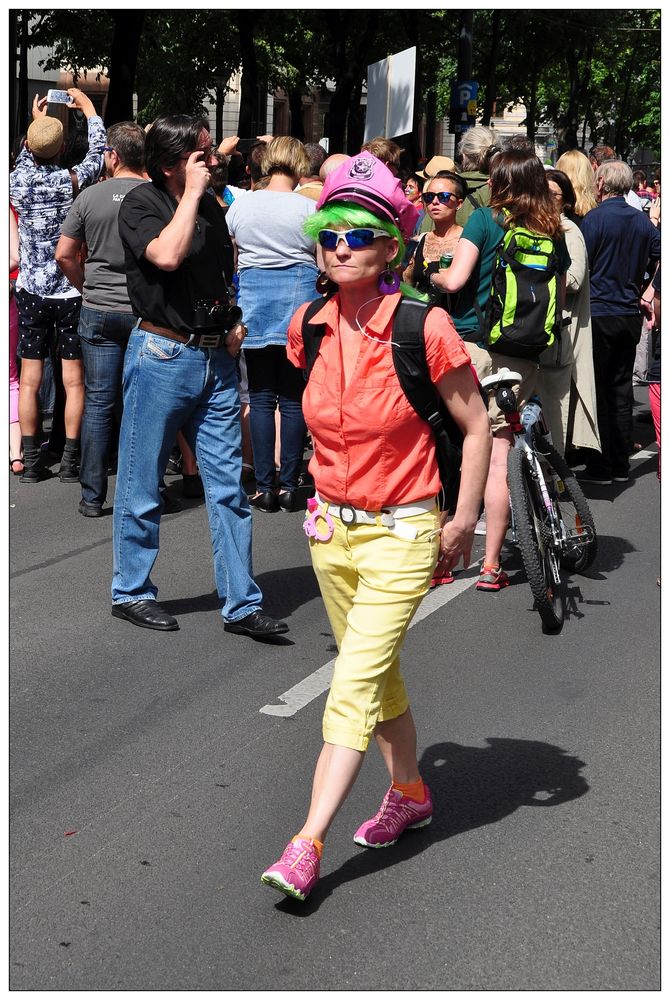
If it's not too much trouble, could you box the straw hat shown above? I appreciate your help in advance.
[27,117,64,159]
[416,155,457,180]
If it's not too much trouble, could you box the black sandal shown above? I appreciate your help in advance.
[10,459,24,476]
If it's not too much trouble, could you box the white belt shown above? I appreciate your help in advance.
[314,492,436,540]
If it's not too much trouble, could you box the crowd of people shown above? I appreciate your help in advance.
[9,92,661,901]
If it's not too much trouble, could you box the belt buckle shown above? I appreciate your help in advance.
[339,503,357,526]
[196,333,223,348]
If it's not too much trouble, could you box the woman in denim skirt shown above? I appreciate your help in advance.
[225,137,321,512]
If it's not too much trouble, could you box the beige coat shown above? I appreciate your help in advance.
[537,216,601,454]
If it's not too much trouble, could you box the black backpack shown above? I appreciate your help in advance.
[300,296,467,513]
[484,221,563,360]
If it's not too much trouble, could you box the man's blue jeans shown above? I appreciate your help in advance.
[111,326,263,622]
[79,306,136,506]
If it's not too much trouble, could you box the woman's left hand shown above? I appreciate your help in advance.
[436,512,475,575]
[225,322,247,358]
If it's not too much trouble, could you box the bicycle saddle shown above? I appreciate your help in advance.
[480,368,523,392]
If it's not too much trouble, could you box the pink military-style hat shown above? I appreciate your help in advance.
[316,153,419,242]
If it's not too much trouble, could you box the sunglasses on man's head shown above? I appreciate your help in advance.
[421,191,459,206]
[317,228,389,250]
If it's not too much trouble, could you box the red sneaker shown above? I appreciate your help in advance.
[476,564,510,592]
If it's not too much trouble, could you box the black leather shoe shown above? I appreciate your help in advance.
[78,498,104,518]
[223,609,289,639]
[111,600,179,631]
[277,490,299,512]
[249,491,280,513]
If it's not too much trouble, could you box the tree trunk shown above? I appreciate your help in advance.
[104,11,145,125]
[323,12,380,154]
[558,43,593,154]
[346,78,365,154]
[424,89,436,160]
[288,86,305,141]
[215,85,224,145]
[526,73,537,143]
[614,50,635,157]
[481,10,502,127]
[17,12,29,141]
[236,12,261,140]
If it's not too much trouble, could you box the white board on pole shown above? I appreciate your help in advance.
[386,46,416,139]
[364,46,416,141]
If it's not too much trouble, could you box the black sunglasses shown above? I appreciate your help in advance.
[421,191,459,206]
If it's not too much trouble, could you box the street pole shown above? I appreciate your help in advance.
[457,9,473,84]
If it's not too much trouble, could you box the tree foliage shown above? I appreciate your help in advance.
[21,9,660,158]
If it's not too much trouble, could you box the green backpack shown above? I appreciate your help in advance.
[484,223,563,361]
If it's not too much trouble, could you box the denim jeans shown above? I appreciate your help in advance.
[244,344,307,491]
[79,306,136,506]
[112,326,263,622]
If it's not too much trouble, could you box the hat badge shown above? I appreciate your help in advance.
[348,156,375,181]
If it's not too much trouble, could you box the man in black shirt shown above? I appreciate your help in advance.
[112,115,288,638]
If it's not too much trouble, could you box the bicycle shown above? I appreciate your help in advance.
[480,368,598,632]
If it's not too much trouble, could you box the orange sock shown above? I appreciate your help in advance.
[293,834,324,859]
[392,777,426,803]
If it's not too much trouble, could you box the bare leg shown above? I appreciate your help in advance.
[61,358,85,440]
[177,430,198,475]
[240,401,254,473]
[9,422,23,464]
[483,431,512,568]
[18,358,44,437]
[373,708,421,784]
[298,742,365,843]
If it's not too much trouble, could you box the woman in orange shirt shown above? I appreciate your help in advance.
[261,153,491,902]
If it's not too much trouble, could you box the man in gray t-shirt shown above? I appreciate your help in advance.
[56,122,147,516]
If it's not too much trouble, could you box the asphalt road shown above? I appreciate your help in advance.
[10,395,660,990]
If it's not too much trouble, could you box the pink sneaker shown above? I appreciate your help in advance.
[261,837,320,901]
[353,785,433,848]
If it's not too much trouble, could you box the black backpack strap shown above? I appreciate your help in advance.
[412,233,427,289]
[300,296,330,379]
[391,298,463,510]
[390,299,441,428]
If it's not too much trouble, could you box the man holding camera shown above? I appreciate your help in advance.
[113,114,288,638]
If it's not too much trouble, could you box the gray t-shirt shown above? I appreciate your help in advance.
[225,189,317,269]
[60,177,147,311]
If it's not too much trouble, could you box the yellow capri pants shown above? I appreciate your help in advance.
[308,505,440,752]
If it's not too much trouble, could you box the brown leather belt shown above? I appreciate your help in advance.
[138,320,227,349]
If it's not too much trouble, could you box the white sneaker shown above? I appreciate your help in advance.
[474,512,487,535]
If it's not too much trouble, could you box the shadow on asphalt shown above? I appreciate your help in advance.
[158,564,321,623]
[276,737,588,915]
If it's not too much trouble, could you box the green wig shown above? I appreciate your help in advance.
[304,201,429,302]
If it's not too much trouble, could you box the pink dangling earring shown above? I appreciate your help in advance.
[378,268,400,294]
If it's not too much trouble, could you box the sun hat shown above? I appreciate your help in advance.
[316,153,419,241]
[416,155,457,180]
[27,117,64,159]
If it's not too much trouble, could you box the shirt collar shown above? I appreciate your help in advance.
[308,290,402,335]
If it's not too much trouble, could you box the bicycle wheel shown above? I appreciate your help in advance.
[540,443,598,572]
[507,447,565,632]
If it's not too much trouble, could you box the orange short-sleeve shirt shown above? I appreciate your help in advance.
[287,292,471,509]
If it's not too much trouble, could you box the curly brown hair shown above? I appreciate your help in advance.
[488,149,563,238]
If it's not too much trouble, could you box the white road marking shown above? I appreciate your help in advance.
[260,563,480,717]
[630,444,658,464]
